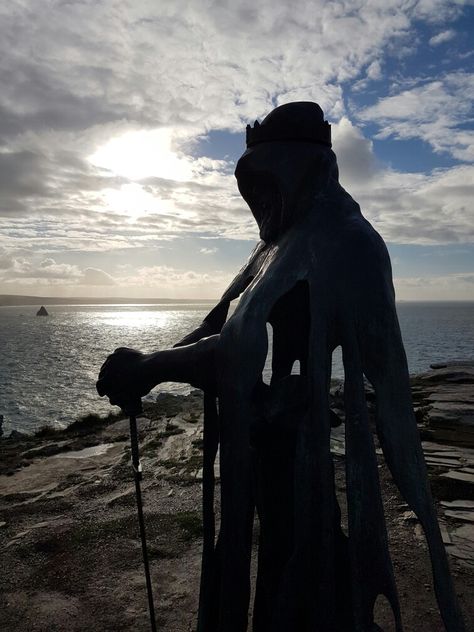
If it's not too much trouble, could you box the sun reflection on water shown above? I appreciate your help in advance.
[100,309,172,329]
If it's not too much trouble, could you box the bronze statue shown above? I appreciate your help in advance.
[97,102,464,631]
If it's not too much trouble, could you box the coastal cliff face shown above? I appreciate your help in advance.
[0,366,473,631]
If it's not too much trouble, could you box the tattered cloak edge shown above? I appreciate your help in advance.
[177,178,465,632]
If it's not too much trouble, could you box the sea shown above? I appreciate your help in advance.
[0,301,473,435]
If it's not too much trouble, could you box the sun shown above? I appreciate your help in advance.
[101,183,175,220]
[89,127,197,220]
[88,128,193,182]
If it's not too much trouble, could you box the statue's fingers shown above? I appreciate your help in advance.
[104,387,125,404]
[96,377,108,396]
[97,364,107,380]
[97,356,117,382]
[98,354,115,374]
[98,350,125,378]
[109,394,138,413]
[96,375,116,397]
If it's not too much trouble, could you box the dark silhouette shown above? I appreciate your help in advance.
[36,305,48,316]
[97,102,464,631]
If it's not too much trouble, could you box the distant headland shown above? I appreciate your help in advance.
[0,295,217,307]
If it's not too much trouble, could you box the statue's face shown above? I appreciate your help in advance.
[235,167,283,242]
[235,141,319,243]
[235,143,292,243]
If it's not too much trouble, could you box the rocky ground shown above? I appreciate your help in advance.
[0,363,473,631]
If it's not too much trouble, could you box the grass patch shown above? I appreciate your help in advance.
[69,514,136,546]
[32,411,124,440]
[34,425,61,438]
[157,458,182,470]
[109,433,129,443]
[65,411,124,435]
[185,412,200,424]
[164,476,200,486]
[67,511,202,552]
[174,511,202,541]
[186,454,203,470]
[158,422,185,439]
[141,437,163,454]
[147,544,176,559]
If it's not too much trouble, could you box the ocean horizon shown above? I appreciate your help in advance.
[1,300,473,435]
[2,294,474,305]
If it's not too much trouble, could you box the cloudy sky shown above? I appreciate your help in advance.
[0,0,473,300]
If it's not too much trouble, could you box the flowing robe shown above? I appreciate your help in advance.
[181,183,463,632]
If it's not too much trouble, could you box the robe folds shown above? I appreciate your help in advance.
[187,183,464,632]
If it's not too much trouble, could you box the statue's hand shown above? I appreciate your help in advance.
[96,347,154,413]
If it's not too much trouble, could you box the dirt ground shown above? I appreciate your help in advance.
[0,392,473,631]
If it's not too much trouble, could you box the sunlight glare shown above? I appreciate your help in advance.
[89,128,193,181]
[103,183,174,219]
[101,310,172,329]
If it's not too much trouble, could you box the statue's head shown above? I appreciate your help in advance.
[235,102,338,243]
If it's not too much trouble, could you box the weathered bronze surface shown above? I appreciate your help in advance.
[97,102,464,631]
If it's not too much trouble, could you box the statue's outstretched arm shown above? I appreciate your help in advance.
[96,243,266,411]
[96,335,219,411]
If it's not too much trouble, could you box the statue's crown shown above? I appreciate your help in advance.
[246,101,331,148]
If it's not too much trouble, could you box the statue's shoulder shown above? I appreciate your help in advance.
[302,212,394,300]
[338,215,389,262]
[330,215,395,306]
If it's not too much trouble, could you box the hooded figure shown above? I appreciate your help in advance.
[97,102,464,632]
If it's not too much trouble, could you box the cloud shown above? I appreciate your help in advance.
[394,272,474,300]
[0,257,81,289]
[80,267,116,285]
[200,247,218,255]
[117,264,232,298]
[332,117,377,184]
[15,258,79,280]
[0,0,416,144]
[357,72,474,161]
[367,60,383,81]
[331,118,474,245]
[0,1,472,300]
[0,253,13,269]
[0,116,472,255]
[411,0,465,24]
[429,29,456,46]
[0,256,116,289]
[354,164,474,245]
